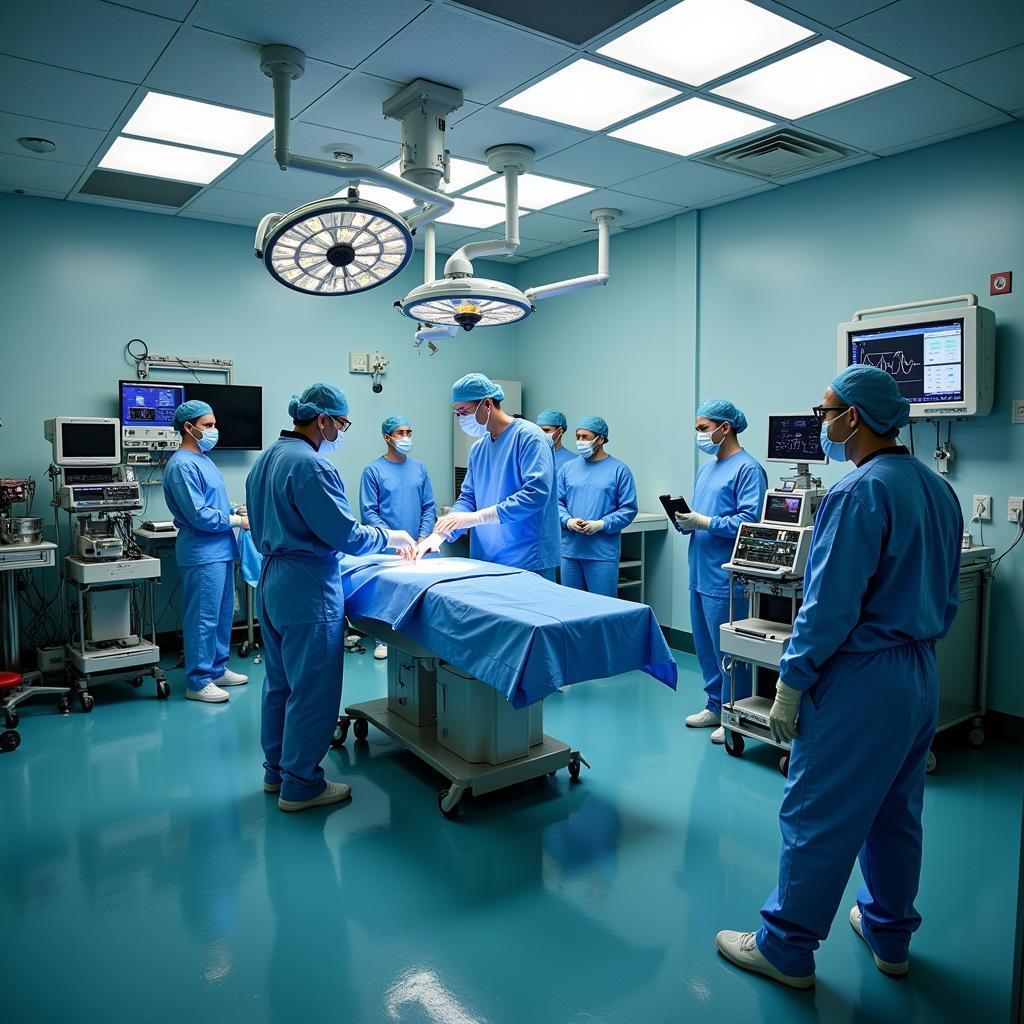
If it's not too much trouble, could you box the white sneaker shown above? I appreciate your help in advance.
[344,633,360,649]
[849,906,909,976]
[716,930,815,989]
[263,780,281,794]
[186,683,229,703]
[213,669,248,686]
[278,780,352,813]
[711,726,725,744]
[373,643,388,661]
[686,709,721,728]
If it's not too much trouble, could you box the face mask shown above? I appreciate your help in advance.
[392,437,413,455]
[190,425,219,452]
[576,440,595,459]
[458,401,491,438]
[318,418,344,454]
[819,414,857,463]
[695,424,724,456]
[543,433,556,448]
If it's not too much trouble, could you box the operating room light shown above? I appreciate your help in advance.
[499,58,681,130]
[122,92,273,155]
[401,277,533,329]
[711,40,911,119]
[465,173,592,210]
[260,195,413,295]
[597,0,815,87]
[610,96,773,157]
[98,137,236,184]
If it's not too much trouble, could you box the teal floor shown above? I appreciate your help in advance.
[2,649,1020,1024]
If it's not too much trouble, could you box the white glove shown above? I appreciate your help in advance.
[675,511,711,531]
[230,513,250,530]
[385,529,416,560]
[414,532,445,559]
[769,680,802,744]
[435,506,500,536]
[566,518,586,533]
[581,519,605,536]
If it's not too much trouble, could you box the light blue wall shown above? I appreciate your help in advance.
[514,120,1024,716]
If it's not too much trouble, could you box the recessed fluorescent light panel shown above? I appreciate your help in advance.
[436,198,507,229]
[382,157,492,194]
[338,183,417,215]
[610,97,773,156]
[499,59,681,130]
[98,137,236,184]
[465,173,592,210]
[122,92,273,155]
[597,0,814,87]
[711,40,911,118]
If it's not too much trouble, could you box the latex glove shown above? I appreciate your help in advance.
[435,506,500,536]
[566,518,587,533]
[230,513,250,530]
[675,511,711,531]
[414,532,445,559]
[580,519,605,536]
[769,680,802,744]
[385,529,417,560]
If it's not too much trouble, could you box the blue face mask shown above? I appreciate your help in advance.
[576,440,595,459]
[190,426,219,452]
[458,401,491,438]
[695,424,724,456]
[819,415,857,463]
[319,418,345,455]
[392,437,413,455]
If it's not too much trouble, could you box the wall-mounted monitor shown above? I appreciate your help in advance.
[119,380,185,448]
[44,417,121,466]
[767,414,827,465]
[182,383,263,451]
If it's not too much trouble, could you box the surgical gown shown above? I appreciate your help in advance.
[245,432,389,802]
[451,418,560,572]
[558,455,637,597]
[359,455,436,539]
[757,449,962,977]
[163,449,239,693]
[552,445,576,472]
[687,449,767,714]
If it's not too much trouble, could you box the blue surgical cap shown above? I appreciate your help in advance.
[578,416,609,440]
[831,365,911,434]
[381,415,410,435]
[288,382,348,421]
[696,398,748,434]
[451,373,505,404]
[173,400,213,432]
[536,409,567,430]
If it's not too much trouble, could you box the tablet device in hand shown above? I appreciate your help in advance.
[659,494,691,530]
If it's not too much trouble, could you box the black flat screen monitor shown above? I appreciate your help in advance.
[119,380,185,429]
[767,414,827,464]
[182,383,263,451]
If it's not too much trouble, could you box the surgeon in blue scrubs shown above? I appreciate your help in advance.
[678,399,767,743]
[245,384,416,812]
[717,366,963,989]
[558,416,637,597]
[163,400,247,705]
[359,414,436,659]
[536,408,576,473]
[417,373,560,576]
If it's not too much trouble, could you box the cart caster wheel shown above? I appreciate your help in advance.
[238,641,251,658]
[724,729,744,757]
[80,692,95,713]
[568,758,582,783]
[57,696,70,714]
[925,750,937,775]
[969,727,985,748]
[5,709,18,730]
[778,755,790,777]
[353,718,369,741]
[0,729,20,752]
[331,718,350,748]
[129,677,143,689]
[438,789,461,819]
[156,680,171,700]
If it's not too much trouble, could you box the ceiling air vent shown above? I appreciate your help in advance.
[698,130,861,180]
[79,170,202,208]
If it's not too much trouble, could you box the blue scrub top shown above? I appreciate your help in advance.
[163,448,238,566]
[359,455,437,539]
[687,448,767,597]
[245,433,389,560]
[779,450,963,692]
[452,417,560,571]
[552,445,576,472]
[558,455,638,561]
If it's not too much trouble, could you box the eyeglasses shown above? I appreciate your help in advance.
[812,405,849,422]
[334,416,352,433]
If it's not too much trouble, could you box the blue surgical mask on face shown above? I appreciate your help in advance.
[576,440,595,459]
[319,418,345,454]
[695,424,724,456]
[458,401,490,438]
[392,437,413,455]
[819,414,857,463]
[191,426,218,452]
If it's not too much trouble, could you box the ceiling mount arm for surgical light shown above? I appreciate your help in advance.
[413,222,458,350]
[525,209,620,303]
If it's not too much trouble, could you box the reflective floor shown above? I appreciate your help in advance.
[2,650,1020,1024]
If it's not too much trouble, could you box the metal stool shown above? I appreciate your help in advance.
[0,669,72,752]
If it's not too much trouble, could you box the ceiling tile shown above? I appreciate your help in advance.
[513,211,595,242]
[413,223,479,249]
[539,186,687,226]
[937,45,1024,113]
[533,135,680,187]
[191,0,428,67]
[114,0,197,19]
[798,76,1007,153]
[453,0,652,46]
[0,112,107,165]
[181,186,282,222]
[871,115,1012,156]
[612,160,767,207]
[250,123,398,167]
[773,1,895,27]
[0,54,136,130]
[840,0,1024,74]
[0,0,178,82]
[0,152,85,193]
[445,108,589,163]
[144,28,348,116]
[214,158,345,204]
[0,183,67,200]
[68,191,176,215]
[360,5,573,105]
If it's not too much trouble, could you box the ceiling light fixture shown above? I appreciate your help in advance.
[122,92,273,155]
[17,136,57,154]
[464,172,592,210]
[98,136,236,184]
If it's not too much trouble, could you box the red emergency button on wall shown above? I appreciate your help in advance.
[990,272,1012,295]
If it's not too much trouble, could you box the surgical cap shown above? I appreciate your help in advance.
[381,415,410,435]
[696,398,748,434]
[451,373,505,404]
[831,365,911,434]
[578,416,609,440]
[536,409,567,431]
[288,382,348,421]
[173,400,213,432]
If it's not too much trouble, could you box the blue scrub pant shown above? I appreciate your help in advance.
[533,566,557,582]
[689,590,750,715]
[561,557,618,597]
[756,642,938,976]
[180,559,234,692]
[258,557,346,803]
